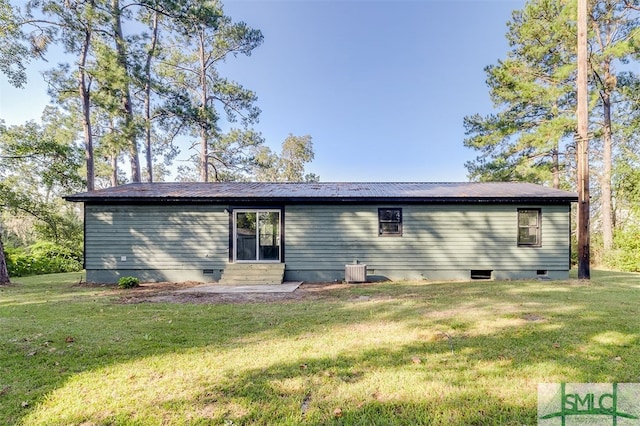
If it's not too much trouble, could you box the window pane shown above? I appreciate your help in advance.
[518,227,537,244]
[236,212,257,260]
[380,209,400,222]
[380,223,400,234]
[519,210,538,226]
[258,212,280,261]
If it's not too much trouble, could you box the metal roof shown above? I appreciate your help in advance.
[65,182,578,204]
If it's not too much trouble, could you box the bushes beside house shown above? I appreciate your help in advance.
[5,241,82,277]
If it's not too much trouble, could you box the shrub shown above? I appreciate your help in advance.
[5,242,82,277]
[604,227,640,272]
[5,247,31,277]
[118,276,140,289]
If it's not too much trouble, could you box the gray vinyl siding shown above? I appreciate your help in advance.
[84,204,228,283]
[284,204,570,281]
[84,202,571,283]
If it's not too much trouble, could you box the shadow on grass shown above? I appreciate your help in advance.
[29,340,539,425]
[3,270,640,424]
[185,309,636,424]
[209,347,534,424]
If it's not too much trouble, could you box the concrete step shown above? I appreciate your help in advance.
[219,279,283,285]
[224,263,285,271]
[219,263,285,285]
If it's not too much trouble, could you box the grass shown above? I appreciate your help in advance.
[0,270,639,425]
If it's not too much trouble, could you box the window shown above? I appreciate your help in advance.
[518,209,541,246]
[379,208,402,236]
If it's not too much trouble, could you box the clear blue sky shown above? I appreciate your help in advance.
[0,0,526,182]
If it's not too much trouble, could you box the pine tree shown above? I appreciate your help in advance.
[464,0,577,188]
[588,0,640,250]
[465,0,640,258]
[159,1,263,182]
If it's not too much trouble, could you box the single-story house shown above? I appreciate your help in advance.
[65,182,578,283]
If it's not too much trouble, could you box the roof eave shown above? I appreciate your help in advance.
[64,196,578,204]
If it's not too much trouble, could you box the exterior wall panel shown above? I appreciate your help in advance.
[284,204,570,282]
[85,205,228,283]
[84,202,571,283]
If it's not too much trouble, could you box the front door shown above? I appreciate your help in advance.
[234,210,281,262]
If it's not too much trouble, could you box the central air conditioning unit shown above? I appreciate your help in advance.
[345,263,367,283]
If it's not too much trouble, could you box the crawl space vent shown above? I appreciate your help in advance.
[470,270,492,280]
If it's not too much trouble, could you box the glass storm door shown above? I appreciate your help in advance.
[234,210,280,262]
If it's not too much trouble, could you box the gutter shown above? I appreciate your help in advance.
[64,196,578,205]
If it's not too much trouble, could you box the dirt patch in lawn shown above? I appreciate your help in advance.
[116,281,355,305]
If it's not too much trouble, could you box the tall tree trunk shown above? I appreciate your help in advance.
[199,31,209,182]
[0,234,10,285]
[551,102,560,190]
[112,0,141,183]
[601,61,614,251]
[143,10,159,183]
[79,26,95,192]
[576,0,590,279]
[111,153,119,187]
[552,148,560,189]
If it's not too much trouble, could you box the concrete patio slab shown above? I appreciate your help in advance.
[176,281,303,294]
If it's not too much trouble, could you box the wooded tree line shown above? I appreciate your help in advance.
[464,0,640,271]
[2,0,639,283]
[0,0,318,283]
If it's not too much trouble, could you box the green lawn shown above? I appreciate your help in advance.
[1,270,639,425]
